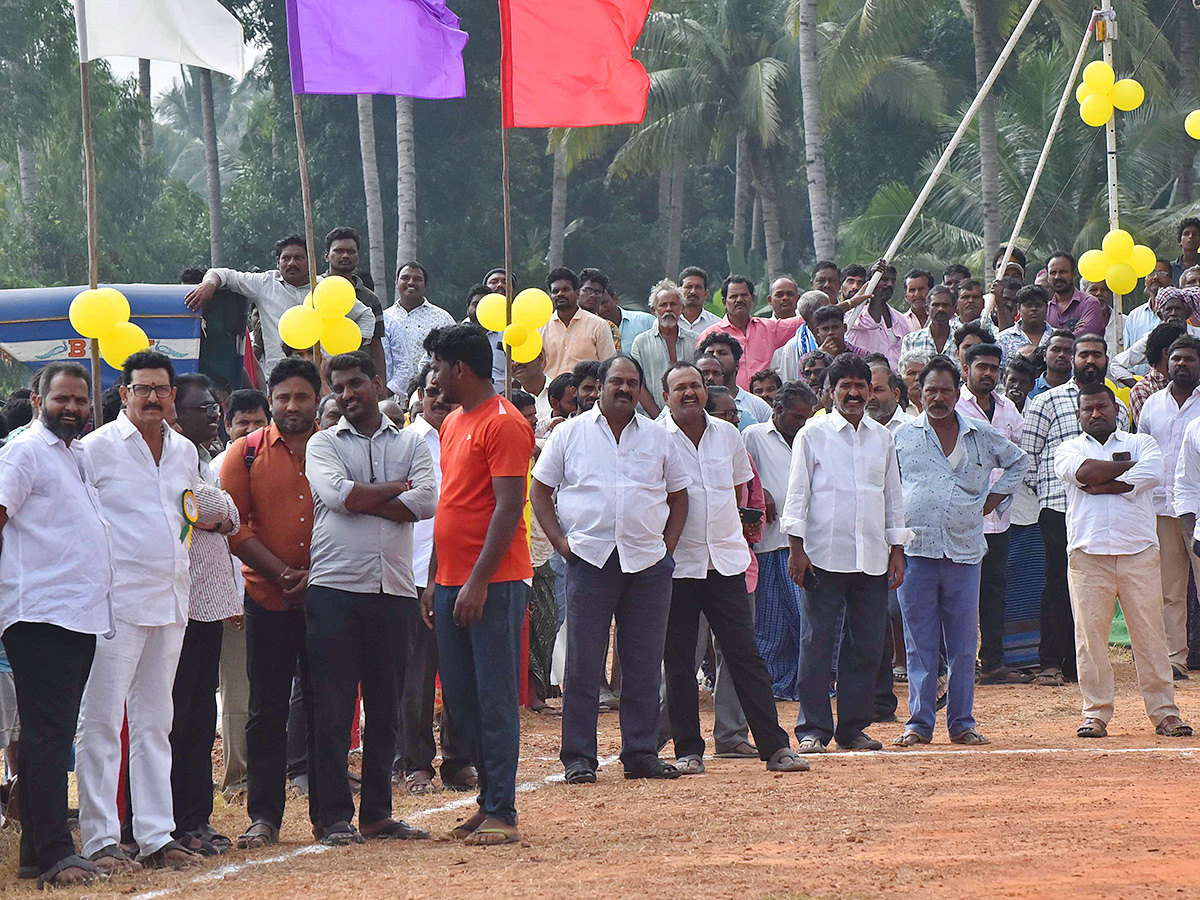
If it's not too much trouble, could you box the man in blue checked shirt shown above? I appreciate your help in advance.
[892,356,1028,748]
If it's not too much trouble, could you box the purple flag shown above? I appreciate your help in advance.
[286,0,468,98]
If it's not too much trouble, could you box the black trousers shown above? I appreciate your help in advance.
[874,590,900,720]
[664,572,789,760]
[4,622,95,875]
[285,667,308,779]
[979,530,1011,670]
[1038,509,1077,677]
[306,585,412,830]
[170,619,224,836]
[245,597,316,828]
[396,608,471,779]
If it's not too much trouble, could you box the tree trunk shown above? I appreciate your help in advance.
[199,68,223,266]
[732,133,750,255]
[395,96,417,265]
[796,0,835,261]
[1177,12,1196,204]
[357,95,388,301]
[16,134,37,209]
[750,193,763,255]
[548,141,567,269]
[665,154,683,278]
[970,1,1001,271]
[138,59,154,165]
[751,153,784,280]
[658,161,671,264]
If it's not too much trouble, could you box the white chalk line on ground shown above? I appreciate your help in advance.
[128,755,621,900]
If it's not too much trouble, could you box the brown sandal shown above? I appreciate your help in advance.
[236,820,279,850]
[1156,715,1193,737]
[1077,718,1107,738]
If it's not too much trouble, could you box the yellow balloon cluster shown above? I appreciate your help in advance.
[1186,110,1200,141]
[1078,228,1157,295]
[69,287,150,370]
[1077,61,1144,128]
[279,276,363,355]
[475,289,553,364]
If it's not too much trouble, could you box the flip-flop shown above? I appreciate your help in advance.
[949,729,990,746]
[893,731,931,747]
[1077,718,1107,738]
[463,826,520,846]
[766,749,809,772]
[362,819,430,840]
[88,844,141,874]
[139,839,199,870]
[36,855,100,888]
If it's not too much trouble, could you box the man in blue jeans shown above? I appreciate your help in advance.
[531,356,691,783]
[423,325,535,846]
[892,354,1027,747]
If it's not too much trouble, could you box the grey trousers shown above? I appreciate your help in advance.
[218,618,249,795]
[560,551,674,772]
[711,593,754,750]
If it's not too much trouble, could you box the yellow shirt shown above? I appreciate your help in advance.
[540,306,618,378]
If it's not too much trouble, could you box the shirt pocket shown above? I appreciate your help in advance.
[866,461,886,487]
[625,450,664,486]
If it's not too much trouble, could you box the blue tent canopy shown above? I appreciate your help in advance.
[0,284,203,389]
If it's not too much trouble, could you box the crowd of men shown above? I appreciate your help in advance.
[3,219,1200,886]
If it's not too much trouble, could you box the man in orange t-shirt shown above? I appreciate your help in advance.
[421,324,534,847]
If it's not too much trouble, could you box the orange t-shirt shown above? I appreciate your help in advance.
[435,395,535,587]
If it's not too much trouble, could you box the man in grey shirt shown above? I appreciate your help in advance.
[304,351,437,846]
[184,234,377,376]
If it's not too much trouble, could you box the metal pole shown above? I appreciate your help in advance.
[862,0,1045,296]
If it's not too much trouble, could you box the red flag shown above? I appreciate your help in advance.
[500,0,651,128]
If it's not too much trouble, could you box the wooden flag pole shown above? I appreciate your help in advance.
[292,92,322,371]
[79,58,103,421]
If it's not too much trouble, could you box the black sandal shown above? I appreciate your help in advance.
[139,839,199,870]
[319,821,366,846]
[362,819,430,840]
[36,855,100,888]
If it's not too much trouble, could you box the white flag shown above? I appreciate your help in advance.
[74,0,245,78]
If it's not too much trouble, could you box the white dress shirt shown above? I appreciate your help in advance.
[531,405,691,573]
[742,418,796,553]
[1173,416,1200,538]
[682,307,722,335]
[664,412,753,579]
[0,421,114,638]
[1137,382,1200,516]
[407,416,441,590]
[83,413,198,626]
[1054,429,1161,555]
[733,387,772,431]
[880,408,914,434]
[306,414,438,598]
[781,410,912,576]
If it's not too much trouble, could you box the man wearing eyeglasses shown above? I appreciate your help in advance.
[78,351,201,871]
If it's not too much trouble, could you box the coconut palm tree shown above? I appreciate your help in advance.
[357,95,387,300]
[198,68,222,265]
[395,96,417,267]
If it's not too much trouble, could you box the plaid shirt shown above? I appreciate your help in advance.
[1129,368,1167,426]
[1020,379,1130,513]
[900,326,959,368]
[997,323,1052,367]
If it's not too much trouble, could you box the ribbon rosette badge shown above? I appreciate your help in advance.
[181,490,199,547]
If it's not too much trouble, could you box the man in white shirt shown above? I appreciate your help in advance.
[512,350,552,432]
[1137,334,1200,680]
[396,364,474,795]
[743,381,818,701]
[304,351,436,845]
[0,363,113,887]
[955,343,1031,684]
[531,356,690,783]
[384,262,457,386]
[78,351,199,871]
[678,266,722,334]
[782,354,910,753]
[1054,384,1191,739]
[184,234,378,377]
[659,364,807,774]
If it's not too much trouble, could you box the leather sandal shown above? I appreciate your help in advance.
[1156,715,1193,737]
[1077,718,1107,739]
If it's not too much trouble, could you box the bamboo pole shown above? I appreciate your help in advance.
[292,93,322,371]
[863,0,1045,296]
[1099,0,1123,310]
[992,13,1099,300]
[79,58,103,421]
[501,87,514,400]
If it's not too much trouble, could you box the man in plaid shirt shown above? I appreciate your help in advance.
[1020,334,1129,687]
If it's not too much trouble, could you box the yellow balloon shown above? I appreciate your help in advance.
[1111,79,1144,112]
[1129,244,1157,279]
[313,276,356,319]
[320,316,363,356]
[1105,262,1137,296]
[1075,82,1090,105]
[1082,60,1115,96]
[1080,93,1113,128]
[512,288,554,330]
[476,292,509,332]
[510,329,543,364]
[70,288,127,339]
[278,304,324,350]
[1078,249,1110,283]
[304,291,315,308]
[503,323,528,348]
[1102,228,1135,263]
[99,321,150,370]
[1186,110,1200,141]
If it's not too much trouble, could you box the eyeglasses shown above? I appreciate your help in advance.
[180,402,220,415]
[422,386,442,398]
[579,286,606,296]
[128,384,173,399]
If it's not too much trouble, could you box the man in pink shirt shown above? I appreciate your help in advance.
[844,262,910,370]
[698,276,804,390]
[1045,252,1105,336]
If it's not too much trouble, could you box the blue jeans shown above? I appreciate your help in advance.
[434,581,528,826]
[896,556,982,738]
[795,567,888,745]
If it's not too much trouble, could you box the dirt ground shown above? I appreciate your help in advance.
[5,651,1200,899]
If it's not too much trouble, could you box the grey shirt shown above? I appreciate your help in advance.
[305,415,438,598]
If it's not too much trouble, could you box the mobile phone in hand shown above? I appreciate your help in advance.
[802,568,820,591]
[1112,451,1131,462]
[739,506,764,525]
